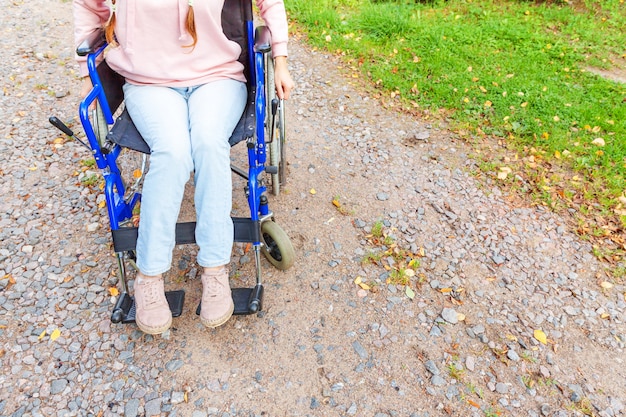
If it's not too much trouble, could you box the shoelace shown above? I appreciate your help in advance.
[204,274,225,299]
[139,279,162,308]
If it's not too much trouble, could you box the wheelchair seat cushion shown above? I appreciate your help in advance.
[106,108,151,154]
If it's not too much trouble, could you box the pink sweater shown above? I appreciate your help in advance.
[73,0,289,87]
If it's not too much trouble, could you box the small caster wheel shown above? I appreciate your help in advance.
[260,220,295,270]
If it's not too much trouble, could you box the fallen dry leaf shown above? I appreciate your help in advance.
[50,328,61,342]
[591,137,605,147]
[405,286,415,300]
[534,329,547,345]
[467,399,480,408]
[600,281,613,289]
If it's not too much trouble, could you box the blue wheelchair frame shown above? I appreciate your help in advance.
[52,2,294,322]
[79,22,270,233]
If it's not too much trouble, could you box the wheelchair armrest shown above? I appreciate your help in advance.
[77,29,106,56]
[254,26,272,54]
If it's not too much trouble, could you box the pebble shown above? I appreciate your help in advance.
[424,360,440,375]
[465,356,475,372]
[506,349,520,362]
[352,341,368,359]
[440,308,458,324]
[431,375,446,386]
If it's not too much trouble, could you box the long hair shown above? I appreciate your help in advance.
[104,0,198,48]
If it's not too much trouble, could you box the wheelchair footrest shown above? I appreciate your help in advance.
[111,290,185,324]
[195,285,264,317]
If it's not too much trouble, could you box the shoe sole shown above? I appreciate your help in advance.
[136,316,173,335]
[201,302,235,328]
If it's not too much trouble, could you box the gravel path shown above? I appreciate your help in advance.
[1,1,625,416]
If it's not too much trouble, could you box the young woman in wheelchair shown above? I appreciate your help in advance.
[73,0,294,335]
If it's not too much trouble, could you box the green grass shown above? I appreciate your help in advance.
[287,0,626,263]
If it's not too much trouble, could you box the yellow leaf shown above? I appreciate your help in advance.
[309,188,316,195]
[50,328,61,342]
[484,100,492,107]
[332,199,341,208]
[38,330,47,340]
[534,329,547,345]
[440,288,452,293]
[404,269,415,278]
[600,281,613,289]
[457,313,466,321]
[133,169,143,179]
[98,200,106,209]
[600,313,610,319]
[354,276,362,285]
[108,287,119,297]
[521,102,528,108]
[358,283,370,290]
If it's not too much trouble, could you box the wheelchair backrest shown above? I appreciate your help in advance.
[100,0,254,115]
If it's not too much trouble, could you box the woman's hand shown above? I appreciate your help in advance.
[273,56,294,100]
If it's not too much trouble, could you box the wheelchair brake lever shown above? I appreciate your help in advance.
[49,116,92,153]
[268,98,279,144]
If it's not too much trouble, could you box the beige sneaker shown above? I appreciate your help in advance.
[134,274,172,334]
[200,266,234,328]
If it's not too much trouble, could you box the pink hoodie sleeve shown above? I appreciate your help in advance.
[256,0,289,58]
[73,0,111,77]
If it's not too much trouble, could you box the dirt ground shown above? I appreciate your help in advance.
[1,1,625,417]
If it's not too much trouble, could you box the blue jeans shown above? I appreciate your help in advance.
[123,80,247,275]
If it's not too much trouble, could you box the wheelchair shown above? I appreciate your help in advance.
[50,0,294,324]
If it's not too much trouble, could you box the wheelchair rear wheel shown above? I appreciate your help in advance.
[118,148,148,205]
[265,56,287,196]
[92,102,108,149]
[260,220,295,270]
